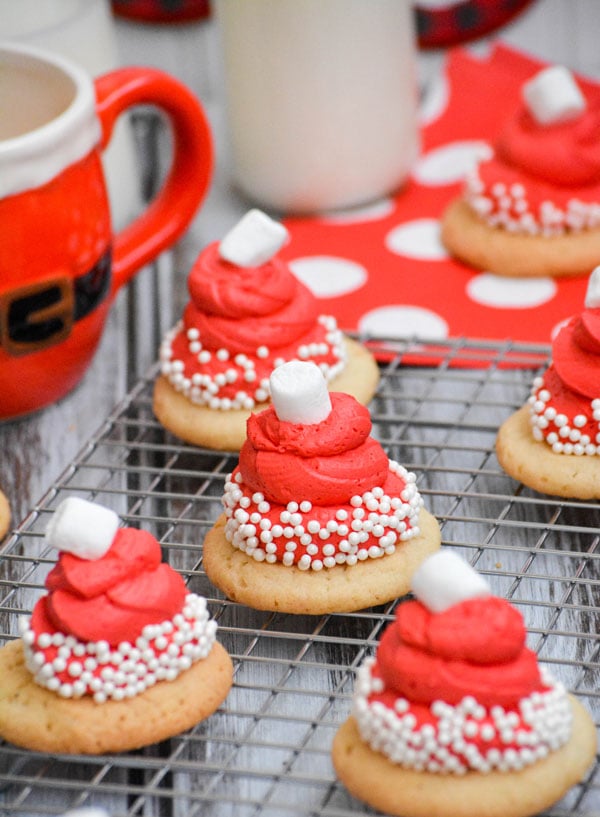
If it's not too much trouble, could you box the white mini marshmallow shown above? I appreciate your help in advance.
[411,551,491,613]
[270,360,332,425]
[46,497,120,561]
[522,65,586,125]
[585,265,600,309]
[218,209,289,267]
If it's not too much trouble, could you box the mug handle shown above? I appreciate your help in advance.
[94,68,214,293]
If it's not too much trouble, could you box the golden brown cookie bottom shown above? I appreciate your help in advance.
[0,638,233,755]
[0,491,10,540]
[496,405,600,499]
[441,198,600,278]
[153,336,380,451]
[332,702,596,817]
[203,509,441,614]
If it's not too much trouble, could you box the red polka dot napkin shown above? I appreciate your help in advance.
[279,43,594,360]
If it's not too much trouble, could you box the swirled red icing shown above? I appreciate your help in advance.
[529,305,600,454]
[159,241,346,409]
[376,597,542,708]
[496,106,600,188]
[35,527,186,645]
[185,242,319,353]
[464,83,600,234]
[239,393,388,505]
[223,393,424,569]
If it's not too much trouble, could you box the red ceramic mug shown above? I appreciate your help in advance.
[0,42,213,420]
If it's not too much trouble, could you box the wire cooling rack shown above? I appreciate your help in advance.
[0,336,598,817]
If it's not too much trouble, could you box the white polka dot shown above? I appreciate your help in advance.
[385,218,448,261]
[466,274,557,309]
[419,74,450,126]
[359,305,449,340]
[412,140,491,186]
[321,198,395,224]
[289,256,368,297]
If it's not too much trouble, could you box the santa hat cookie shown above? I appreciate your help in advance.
[153,209,380,451]
[333,551,597,817]
[441,64,600,278]
[202,361,441,614]
[497,265,600,498]
[0,497,232,755]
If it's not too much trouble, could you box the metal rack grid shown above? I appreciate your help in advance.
[0,336,598,817]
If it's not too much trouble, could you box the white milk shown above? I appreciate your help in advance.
[215,0,419,214]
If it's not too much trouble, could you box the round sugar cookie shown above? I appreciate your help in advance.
[153,337,380,452]
[332,704,596,817]
[202,509,441,614]
[441,198,600,278]
[0,638,233,755]
[496,405,600,499]
[0,491,10,539]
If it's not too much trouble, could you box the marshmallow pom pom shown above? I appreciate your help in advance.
[522,65,586,126]
[218,209,289,267]
[45,497,120,561]
[270,360,333,425]
[585,266,600,309]
[411,550,491,613]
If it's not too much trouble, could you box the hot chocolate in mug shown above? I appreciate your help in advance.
[0,42,213,420]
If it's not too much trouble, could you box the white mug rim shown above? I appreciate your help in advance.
[0,41,101,198]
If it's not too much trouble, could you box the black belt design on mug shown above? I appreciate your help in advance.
[0,248,112,357]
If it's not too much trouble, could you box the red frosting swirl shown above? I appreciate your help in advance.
[183,241,319,355]
[375,597,543,708]
[551,309,600,398]
[496,102,600,187]
[188,241,296,318]
[238,393,389,505]
[33,528,186,646]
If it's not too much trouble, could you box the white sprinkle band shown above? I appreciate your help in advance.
[21,593,216,703]
[353,658,572,774]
